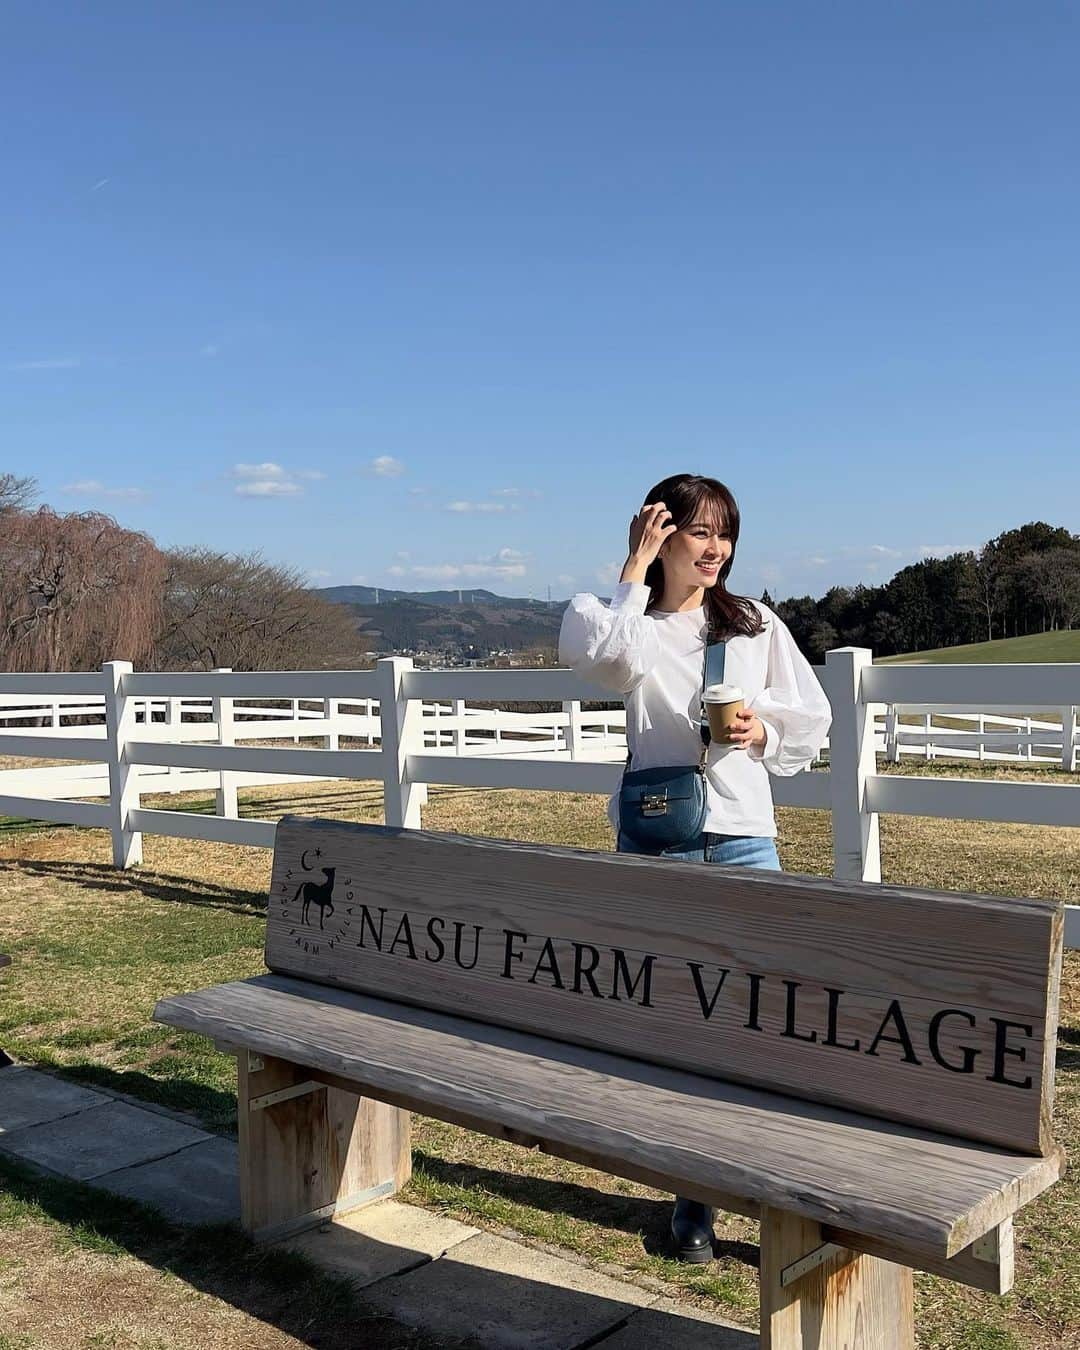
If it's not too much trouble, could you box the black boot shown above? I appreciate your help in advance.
[670,1196,714,1263]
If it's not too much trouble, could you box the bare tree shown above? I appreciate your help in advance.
[0,508,166,671]
[973,546,1009,641]
[156,547,369,670]
[1014,549,1080,631]
[0,473,37,515]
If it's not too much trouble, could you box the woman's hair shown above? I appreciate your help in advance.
[642,473,766,640]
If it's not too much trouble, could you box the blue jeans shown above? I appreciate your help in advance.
[616,829,781,870]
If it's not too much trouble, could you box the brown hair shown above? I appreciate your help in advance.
[642,473,765,640]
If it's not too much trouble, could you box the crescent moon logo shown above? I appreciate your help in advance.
[300,849,315,871]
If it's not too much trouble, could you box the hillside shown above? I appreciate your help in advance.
[879,629,1080,664]
[336,596,568,658]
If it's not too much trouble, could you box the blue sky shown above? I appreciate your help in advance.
[4,2,1078,603]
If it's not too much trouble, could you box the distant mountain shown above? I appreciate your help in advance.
[316,586,573,658]
[318,585,557,611]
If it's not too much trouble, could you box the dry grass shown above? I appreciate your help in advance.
[0,769,1077,1349]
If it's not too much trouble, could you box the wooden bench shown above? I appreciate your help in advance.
[154,817,1066,1349]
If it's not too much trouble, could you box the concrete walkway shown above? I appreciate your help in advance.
[0,1064,754,1349]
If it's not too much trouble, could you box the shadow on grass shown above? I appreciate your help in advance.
[57,1063,242,1134]
[1056,1024,1080,1074]
[0,857,267,917]
[0,816,79,840]
[411,1150,760,1269]
[0,1152,439,1350]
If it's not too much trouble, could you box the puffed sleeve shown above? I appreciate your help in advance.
[557,582,661,695]
[746,611,832,776]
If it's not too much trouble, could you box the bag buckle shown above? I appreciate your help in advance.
[641,790,669,816]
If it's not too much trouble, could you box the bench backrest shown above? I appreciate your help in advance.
[266,816,1063,1156]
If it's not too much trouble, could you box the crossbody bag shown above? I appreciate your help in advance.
[616,636,727,853]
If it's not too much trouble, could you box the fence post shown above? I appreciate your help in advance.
[212,668,238,819]
[1063,707,1077,773]
[826,647,881,883]
[324,697,339,751]
[364,697,376,747]
[103,660,142,869]
[562,700,583,760]
[452,698,467,755]
[376,657,425,828]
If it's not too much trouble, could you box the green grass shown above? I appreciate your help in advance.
[880,629,1080,664]
[0,1151,437,1350]
[0,774,1077,1347]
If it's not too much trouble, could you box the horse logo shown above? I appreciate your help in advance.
[294,866,336,931]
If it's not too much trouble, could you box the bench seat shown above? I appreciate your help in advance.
[154,971,1062,1266]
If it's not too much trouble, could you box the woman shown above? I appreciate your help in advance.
[557,472,832,1263]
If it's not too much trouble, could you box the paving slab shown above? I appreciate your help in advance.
[94,1135,240,1226]
[279,1198,480,1287]
[0,1066,111,1133]
[0,1097,210,1180]
[365,1230,656,1350]
[595,1298,756,1349]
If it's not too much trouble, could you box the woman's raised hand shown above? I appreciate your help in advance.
[627,501,678,566]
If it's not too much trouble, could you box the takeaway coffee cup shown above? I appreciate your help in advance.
[704,683,745,743]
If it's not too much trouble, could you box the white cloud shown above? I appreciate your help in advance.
[8,357,81,371]
[235,479,301,497]
[408,485,430,496]
[233,462,287,479]
[307,568,332,580]
[91,178,109,192]
[807,556,828,566]
[368,456,405,478]
[838,543,903,559]
[412,562,526,580]
[596,561,621,585]
[918,543,973,558]
[394,550,411,560]
[491,487,543,499]
[60,479,146,500]
[445,500,509,514]
[351,574,368,584]
[388,547,529,583]
[230,462,320,498]
[557,573,576,586]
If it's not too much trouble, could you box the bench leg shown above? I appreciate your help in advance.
[236,1051,411,1244]
[759,1207,914,1349]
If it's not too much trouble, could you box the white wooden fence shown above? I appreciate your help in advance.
[0,652,1077,946]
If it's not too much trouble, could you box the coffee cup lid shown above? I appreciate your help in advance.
[704,682,743,701]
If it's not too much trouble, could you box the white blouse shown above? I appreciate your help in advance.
[558,582,833,838]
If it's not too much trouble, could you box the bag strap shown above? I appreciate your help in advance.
[623,633,727,769]
[699,637,727,748]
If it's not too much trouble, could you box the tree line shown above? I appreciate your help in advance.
[767,522,1080,662]
[0,474,368,672]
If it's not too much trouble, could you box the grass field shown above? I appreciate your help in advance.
[879,629,1080,664]
[0,772,1077,1348]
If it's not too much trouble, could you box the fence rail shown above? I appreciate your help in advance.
[0,652,1077,947]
